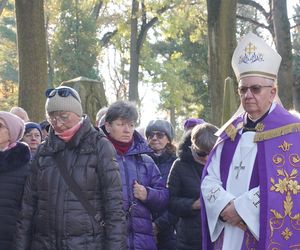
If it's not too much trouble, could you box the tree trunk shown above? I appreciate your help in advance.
[45,15,54,88]
[15,0,48,122]
[207,0,237,127]
[272,0,293,109]
[129,0,140,103]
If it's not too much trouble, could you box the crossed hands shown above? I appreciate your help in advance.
[219,201,247,231]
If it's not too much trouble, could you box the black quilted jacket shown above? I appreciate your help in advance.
[167,131,203,250]
[13,116,126,250]
[0,142,30,250]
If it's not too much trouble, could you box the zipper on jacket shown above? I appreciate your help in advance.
[122,155,136,250]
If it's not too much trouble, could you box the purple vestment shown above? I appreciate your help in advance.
[201,104,300,250]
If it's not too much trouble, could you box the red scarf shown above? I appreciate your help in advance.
[55,120,82,142]
[107,134,133,155]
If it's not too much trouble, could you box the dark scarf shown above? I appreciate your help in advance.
[107,134,133,155]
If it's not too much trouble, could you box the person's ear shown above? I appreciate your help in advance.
[270,86,277,100]
[104,122,111,133]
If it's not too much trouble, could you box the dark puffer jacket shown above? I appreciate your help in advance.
[106,129,169,250]
[167,131,203,250]
[0,142,30,250]
[149,151,177,250]
[13,117,126,250]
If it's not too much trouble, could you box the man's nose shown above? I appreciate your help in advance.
[244,88,253,97]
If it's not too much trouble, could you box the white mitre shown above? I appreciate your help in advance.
[232,32,282,81]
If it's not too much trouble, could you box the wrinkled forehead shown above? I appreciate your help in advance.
[239,76,275,86]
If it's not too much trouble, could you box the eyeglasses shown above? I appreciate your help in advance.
[238,85,273,95]
[148,131,166,139]
[47,113,70,124]
[0,123,7,129]
[45,88,80,102]
[195,151,209,157]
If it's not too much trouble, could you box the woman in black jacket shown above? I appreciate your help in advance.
[146,119,178,250]
[0,111,31,250]
[167,123,217,250]
[14,86,126,250]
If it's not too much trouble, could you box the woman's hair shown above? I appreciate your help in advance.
[165,142,177,154]
[105,100,138,124]
[191,123,218,152]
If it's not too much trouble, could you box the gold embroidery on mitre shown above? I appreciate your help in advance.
[254,123,300,142]
[278,141,293,152]
[239,42,263,65]
[255,122,264,132]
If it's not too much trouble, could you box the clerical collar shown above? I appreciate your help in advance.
[243,110,269,133]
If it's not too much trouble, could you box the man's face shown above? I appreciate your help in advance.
[105,118,135,143]
[238,76,276,120]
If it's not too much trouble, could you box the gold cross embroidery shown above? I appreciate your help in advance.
[244,42,256,54]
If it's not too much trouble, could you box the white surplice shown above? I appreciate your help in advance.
[201,131,260,250]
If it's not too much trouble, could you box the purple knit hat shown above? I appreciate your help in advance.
[183,118,205,130]
[0,111,25,143]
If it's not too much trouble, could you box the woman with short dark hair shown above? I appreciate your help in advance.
[102,100,169,250]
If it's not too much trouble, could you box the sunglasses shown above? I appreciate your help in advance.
[45,88,80,102]
[191,144,208,157]
[196,151,209,157]
[148,131,166,139]
[238,85,273,95]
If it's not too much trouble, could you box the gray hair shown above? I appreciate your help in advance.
[105,100,138,124]
[191,123,218,152]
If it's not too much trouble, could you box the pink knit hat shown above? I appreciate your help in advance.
[0,111,25,144]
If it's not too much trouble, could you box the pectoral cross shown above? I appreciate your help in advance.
[234,161,245,179]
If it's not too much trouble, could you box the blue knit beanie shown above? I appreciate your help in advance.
[25,122,42,138]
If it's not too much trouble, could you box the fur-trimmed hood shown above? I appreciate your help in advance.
[0,142,30,173]
[177,130,195,163]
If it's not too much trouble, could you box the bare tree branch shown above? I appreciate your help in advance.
[236,14,270,30]
[100,29,118,47]
[290,23,300,30]
[137,4,176,52]
[238,0,270,20]
[92,1,103,21]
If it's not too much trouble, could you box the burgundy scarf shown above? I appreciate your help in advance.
[107,134,133,155]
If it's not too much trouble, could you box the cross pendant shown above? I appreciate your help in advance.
[234,161,245,179]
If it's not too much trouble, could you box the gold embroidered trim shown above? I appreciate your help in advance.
[269,140,300,246]
[254,123,300,142]
[225,122,243,141]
